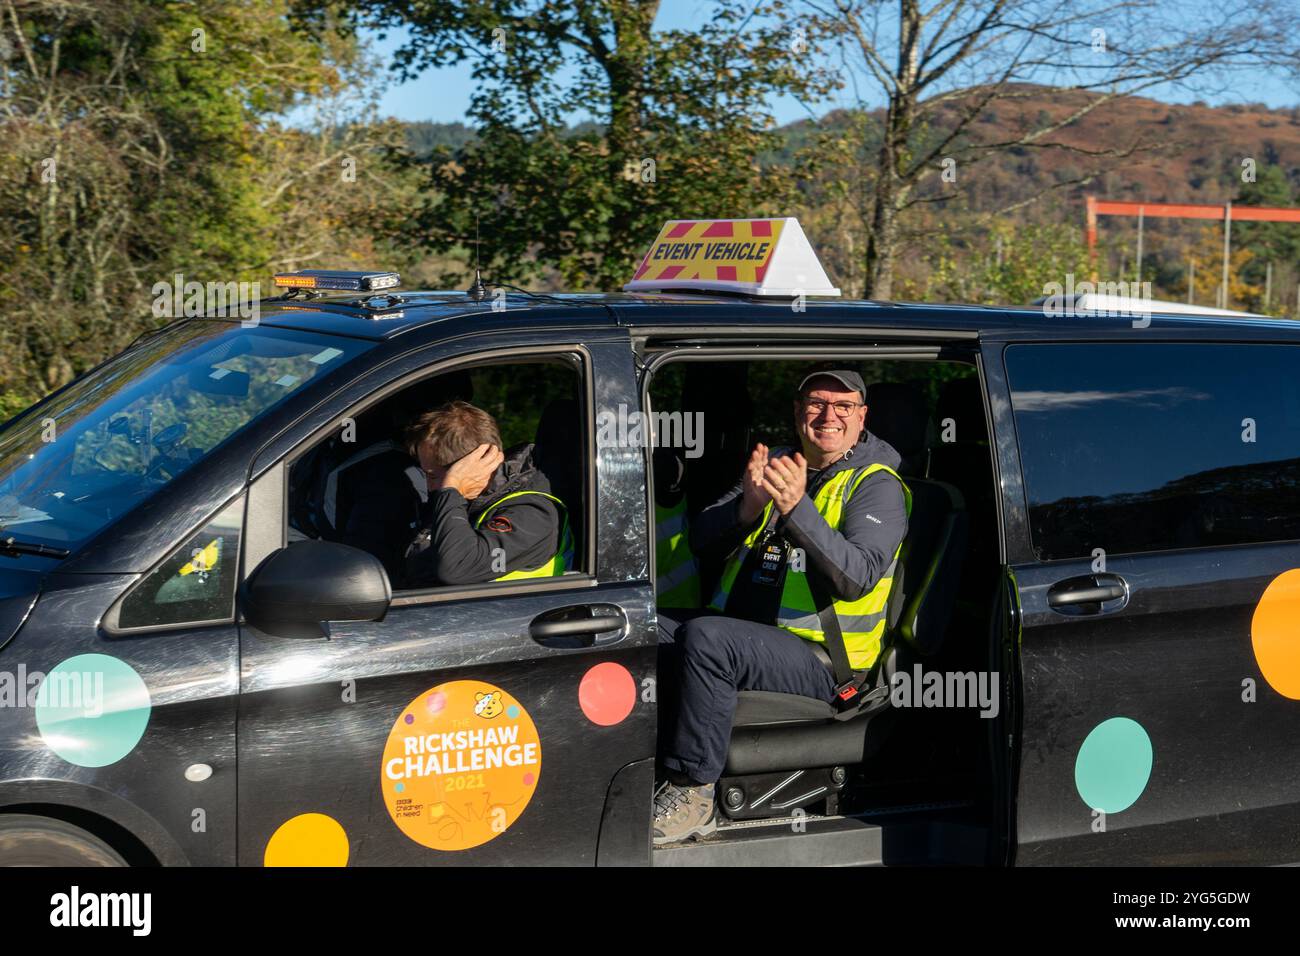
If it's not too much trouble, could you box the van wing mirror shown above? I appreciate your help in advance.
[245,540,391,634]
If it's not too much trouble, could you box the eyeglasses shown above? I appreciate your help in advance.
[803,399,864,417]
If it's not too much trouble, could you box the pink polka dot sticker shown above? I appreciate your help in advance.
[578,662,636,726]
[426,692,446,715]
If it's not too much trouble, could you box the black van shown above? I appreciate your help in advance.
[1,268,1299,866]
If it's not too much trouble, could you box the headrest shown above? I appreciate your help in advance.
[865,382,931,473]
[652,446,686,491]
[389,370,476,432]
[533,398,581,487]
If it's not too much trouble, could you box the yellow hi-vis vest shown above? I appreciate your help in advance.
[709,463,911,671]
[655,497,701,608]
[474,490,575,581]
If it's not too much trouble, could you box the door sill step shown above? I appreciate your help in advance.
[652,810,991,866]
[653,815,881,867]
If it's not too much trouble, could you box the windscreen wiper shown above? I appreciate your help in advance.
[0,536,70,559]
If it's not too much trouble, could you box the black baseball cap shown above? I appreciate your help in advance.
[797,368,866,399]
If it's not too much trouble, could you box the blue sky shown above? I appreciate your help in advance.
[365,0,1299,128]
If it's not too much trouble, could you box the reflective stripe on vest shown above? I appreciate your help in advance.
[708,462,912,670]
[474,490,574,580]
[655,498,701,608]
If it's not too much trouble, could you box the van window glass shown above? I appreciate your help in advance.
[1005,343,1300,559]
[117,496,243,630]
[287,356,587,592]
[0,322,370,555]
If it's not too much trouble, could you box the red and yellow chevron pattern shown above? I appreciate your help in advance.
[630,219,785,285]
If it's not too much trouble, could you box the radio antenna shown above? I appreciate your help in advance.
[467,212,488,300]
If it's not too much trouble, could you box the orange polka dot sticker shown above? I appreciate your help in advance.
[1252,568,1300,700]
[264,812,350,867]
[381,680,541,851]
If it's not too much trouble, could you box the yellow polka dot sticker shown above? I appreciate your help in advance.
[264,812,350,867]
[1252,568,1300,700]
[381,680,541,851]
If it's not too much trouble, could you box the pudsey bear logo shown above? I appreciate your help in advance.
[474,691,504,718]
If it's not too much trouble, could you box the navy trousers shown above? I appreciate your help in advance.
[658,610,838,784]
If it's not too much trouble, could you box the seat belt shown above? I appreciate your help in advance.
[806,572,853,686]
[805,572,888,719]
[790,455,892,719]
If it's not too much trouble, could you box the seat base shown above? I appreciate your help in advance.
[733,690,836,726]
[726,681,894,775]
[717,766,846,820]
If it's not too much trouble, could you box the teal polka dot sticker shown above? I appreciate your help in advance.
[1075,717,1153,813]
[34,654,151,767]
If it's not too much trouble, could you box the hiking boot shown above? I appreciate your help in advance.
[652,780,717,845]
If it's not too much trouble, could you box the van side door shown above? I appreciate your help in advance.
[235,328,658,865]
[990,339,1300,864]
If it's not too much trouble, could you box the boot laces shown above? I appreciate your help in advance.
[653,782,684,819]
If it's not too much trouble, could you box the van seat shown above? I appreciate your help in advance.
[723,478,967,777]
[865,381,933,477]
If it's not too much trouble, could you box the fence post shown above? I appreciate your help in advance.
[1221,202,1232,310]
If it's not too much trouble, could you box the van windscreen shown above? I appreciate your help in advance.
[0,321,371,555]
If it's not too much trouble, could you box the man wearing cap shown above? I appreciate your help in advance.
[653,369,910,844]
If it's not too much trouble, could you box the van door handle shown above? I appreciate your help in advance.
[529,604,627,648]
[1047,574,1128,611]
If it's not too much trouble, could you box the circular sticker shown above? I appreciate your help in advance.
[1251,568,1300,700]
[264,813,350,867]
[381,680,541,851]
[579,662,637,726]
[34,653,151,768]
[1075,716,1153,814]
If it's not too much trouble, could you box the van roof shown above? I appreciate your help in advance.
[1029,291,1268,319]
[245,289,1300,343]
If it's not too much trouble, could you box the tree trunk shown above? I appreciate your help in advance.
[603,1,656,277]
[864,98,916,300]
[863,0,921,301]
[865,168,900,299]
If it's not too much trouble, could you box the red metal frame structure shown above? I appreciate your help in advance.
[1085,196,1300,307]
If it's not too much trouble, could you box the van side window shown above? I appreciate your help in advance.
[1006,343,1300,560]
[115,496,243,630]
[287,355,586,592]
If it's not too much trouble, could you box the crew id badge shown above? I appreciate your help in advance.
[751,532,790,587]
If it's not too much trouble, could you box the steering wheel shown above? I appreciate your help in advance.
[143,423,192,480]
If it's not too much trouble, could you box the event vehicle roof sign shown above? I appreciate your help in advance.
[624,218,840,297]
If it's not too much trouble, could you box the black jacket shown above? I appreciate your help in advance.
[403,442,564,588]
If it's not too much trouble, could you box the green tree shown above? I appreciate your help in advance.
[801,0,1300,299]
[1234,164,1300,305]
[323,0,837,288]
[0,0,415,413]
[921,219,1092,306]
